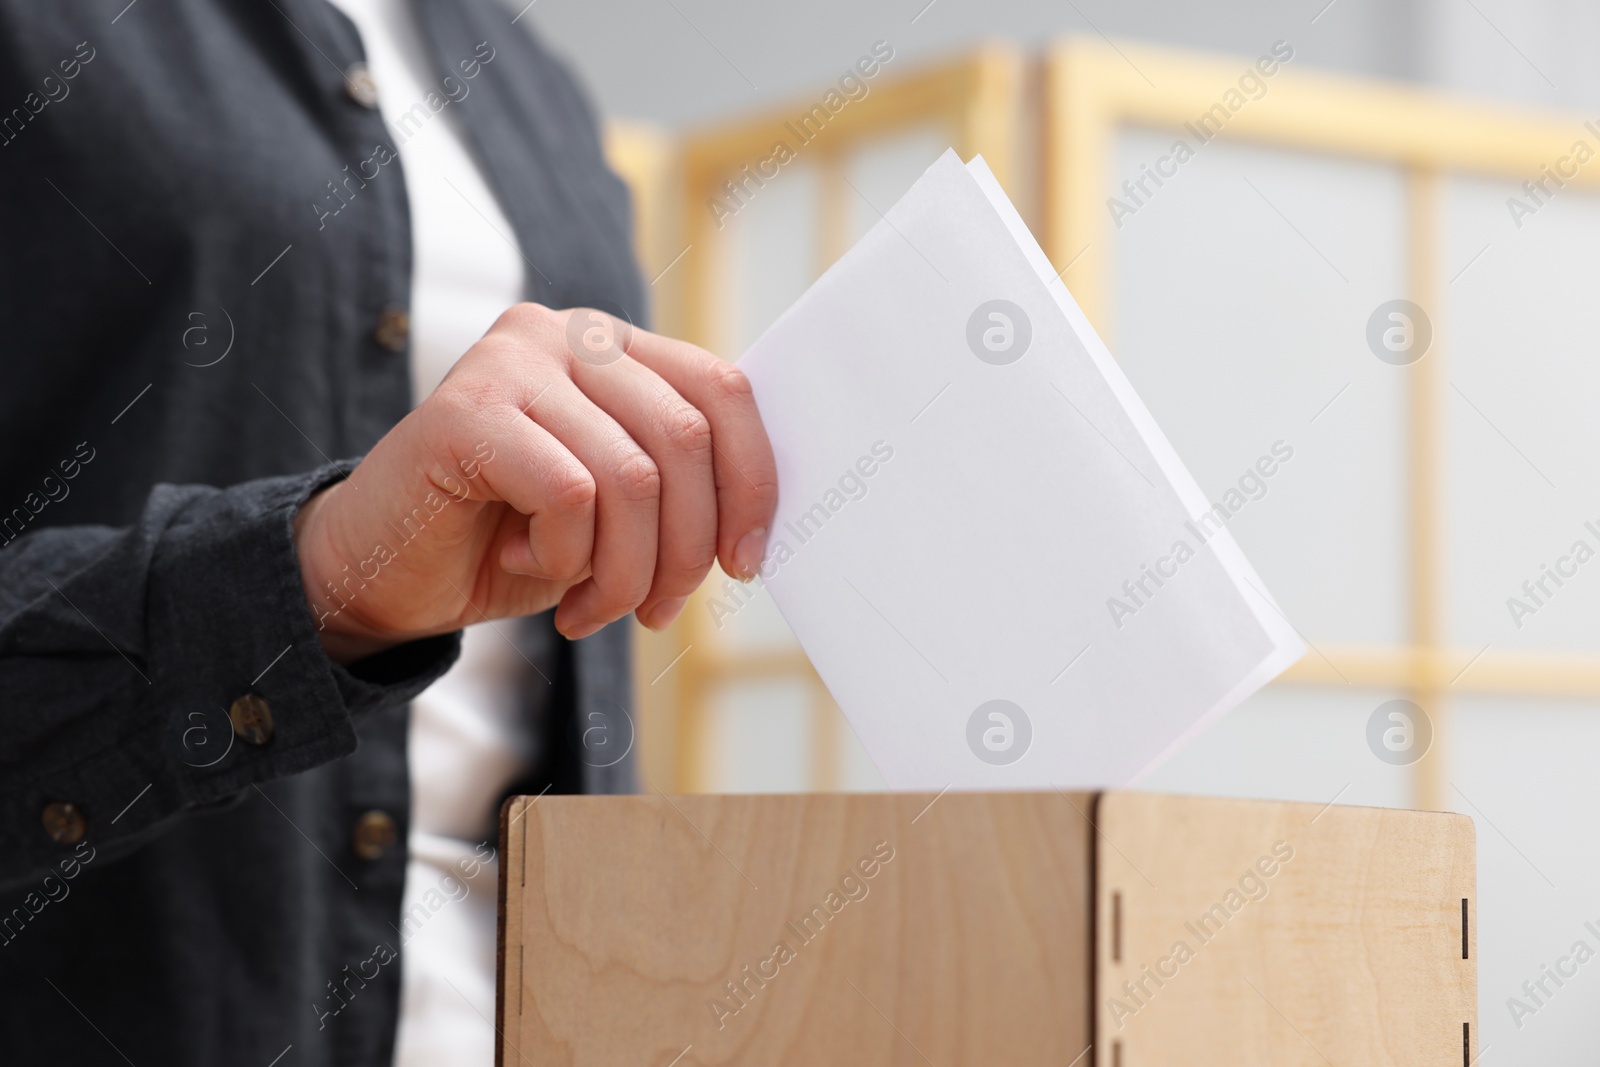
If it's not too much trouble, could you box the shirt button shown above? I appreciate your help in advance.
[352,810,398,860]
[344,63,380,109]
[373,306,410,352]
[42,801,87,845]
[229,694,275,746]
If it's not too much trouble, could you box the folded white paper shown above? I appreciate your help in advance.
[737,149,1305,791]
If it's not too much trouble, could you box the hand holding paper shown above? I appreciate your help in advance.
[737,149,1305,791]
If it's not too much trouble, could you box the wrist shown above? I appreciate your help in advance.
[294,481,400,665]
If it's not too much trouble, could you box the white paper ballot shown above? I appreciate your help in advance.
[736,149,1305,791]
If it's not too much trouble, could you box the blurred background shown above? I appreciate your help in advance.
[519,0,1600,1058]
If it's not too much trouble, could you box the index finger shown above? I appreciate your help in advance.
[623,329,777,581]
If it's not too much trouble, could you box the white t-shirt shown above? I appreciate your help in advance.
[321,1,536,1063]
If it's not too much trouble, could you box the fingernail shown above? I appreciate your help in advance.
[733,527,767,581]
[642,596,688,630]
[564,621,601,641]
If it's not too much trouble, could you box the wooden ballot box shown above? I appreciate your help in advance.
[497,792,1476,1066]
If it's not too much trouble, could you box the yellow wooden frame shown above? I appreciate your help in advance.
[1045,37,1600,809]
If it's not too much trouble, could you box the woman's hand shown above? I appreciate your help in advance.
[292,303,777,663]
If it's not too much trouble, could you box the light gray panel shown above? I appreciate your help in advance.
[1451,696,1600,1063]
[707,678,813,793]
[1443,174,1600,652]
[1112,131,1410,645]
[1135,687,1412,811]
[728,160,820,354]
[1417,0,1600,113]
[844,124,951,245]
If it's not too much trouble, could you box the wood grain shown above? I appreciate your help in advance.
[500,791,1475,1067]
[499,792,1094,1066]
[1094,792,1477,1066]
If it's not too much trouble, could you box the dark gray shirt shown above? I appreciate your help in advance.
[0,1,642,1062]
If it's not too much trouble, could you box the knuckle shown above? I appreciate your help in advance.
[672,537,718,581]
[658,399,713,455]
[431,373,504,421]
[624,574,655,608]
[750,474,780,508]
[732,469,781,520]
[703,360,754,406]
[727,456,779,507]
[542,548,588,582]
[495,301,554,334]
[596,569,654,615]
[609,447,661,502]
[549,467,597,511]
[474,308,567,376]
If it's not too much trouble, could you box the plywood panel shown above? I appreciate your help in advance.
[502,791,1474,1066]
[498,792,1094,1066]
[1095,792,1477,1066]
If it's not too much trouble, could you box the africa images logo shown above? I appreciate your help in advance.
[1366,699,1432,766]
[1365,299,1432,366]
[966,700,1032,766]
[565,306,633,366]
[966,299,1031,365]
